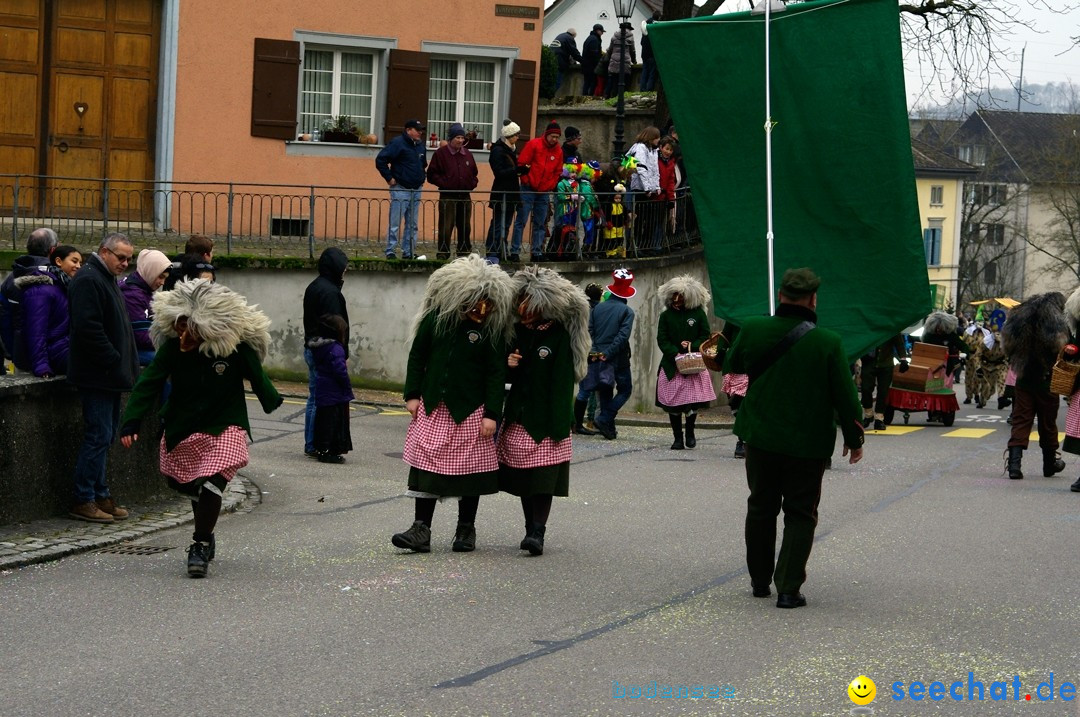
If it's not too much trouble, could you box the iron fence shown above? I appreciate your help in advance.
[0,174,699,261]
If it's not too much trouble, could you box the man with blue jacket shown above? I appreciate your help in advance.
[589,269,636,440]
[376,119,428,260]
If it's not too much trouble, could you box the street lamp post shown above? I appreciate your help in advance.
[611,0,638,162]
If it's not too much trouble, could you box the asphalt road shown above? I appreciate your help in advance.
[2,397,1078,716]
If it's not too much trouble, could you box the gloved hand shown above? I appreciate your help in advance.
[898,359,910,373]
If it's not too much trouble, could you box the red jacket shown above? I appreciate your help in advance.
[658,155,677,202]
[427,145,478,193]
[517,137,564,193]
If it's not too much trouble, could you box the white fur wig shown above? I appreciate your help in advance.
[151,278,272,359]
[924,311,958,335]
[1066,286,1080,336]
[511,265,592,382]
[657,274,711,310]
[410,254,516,346]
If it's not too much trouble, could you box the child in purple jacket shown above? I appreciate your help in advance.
[307,314,354,463]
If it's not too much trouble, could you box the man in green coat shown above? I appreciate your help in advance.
[723,268,864,609]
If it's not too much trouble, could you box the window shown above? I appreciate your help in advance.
[964,222,981,240]
[301,47,376,136]
[983,261,997,284]
[958,144,987,166]
[929,185,944,206]
[428,58,497,145]
[967,183,1008,206]
[985,223,1005,245]
[923,221,943,266]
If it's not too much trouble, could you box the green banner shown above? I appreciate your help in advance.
[649,0,930,359]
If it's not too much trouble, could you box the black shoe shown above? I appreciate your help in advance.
[751,581,771,598]
[684,415,697,448]
[670,439,684,450]
[976,400,986,409]
[522,525,546,555]
[385,254,398,261]
[317,452,346,464]
[304,450,319,459]
[391,520,431,552]
[1071,477,1080,492]
[402,254,414,261]
[187,540,211,578]
[873,419,886,431]
[776,592,807,609]
[734,439,746,459]
[452,522,476,552]
[573,424,598,436]
[436,252,451,260]
[861,416,873,428]
[594,420,617,440]
[963,396,972,404]
[520,522,535,550]
[508,253,520,262]
[207,534,215,561]
[1043,453,1066,477]
[998,397,1012,410]
[1006,446,1024,480]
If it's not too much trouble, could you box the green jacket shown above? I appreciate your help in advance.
[723,303,863,459]
[503,321,575,442]
[404,311,506,423]
[121,338,283,450]
[657,306,713,380]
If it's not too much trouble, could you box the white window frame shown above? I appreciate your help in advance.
[421,41,518,148]
[294,31,396,142]
[929,185,944,207]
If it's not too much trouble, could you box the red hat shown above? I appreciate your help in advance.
[543,120,561,138]
[607,268,636,299]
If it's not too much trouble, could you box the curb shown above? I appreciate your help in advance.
[0,474,260,572]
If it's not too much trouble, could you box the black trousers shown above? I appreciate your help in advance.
[861,365,893,415]
[744,444,825,594]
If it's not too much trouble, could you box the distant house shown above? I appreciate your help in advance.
[0,1,544,238]
[911,137,979,309]
[543,0,666,59]
[945,110,1080,300]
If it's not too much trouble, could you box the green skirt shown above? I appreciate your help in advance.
[407,466,500,496]
[498,462,570,497]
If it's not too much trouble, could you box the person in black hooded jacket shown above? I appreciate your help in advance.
[302,247,350,456]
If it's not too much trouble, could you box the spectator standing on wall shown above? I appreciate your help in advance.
[1,227,59,372]
[302,247,350,458]
[67,232,139,523]
[639,10,662,92]
[581,24,605,97]
[120,249,172,366]
[605,22,636,99]
[427,123,479,260]
[551,28,582,92]
[376,118,428,261]
[512,120,564,263]
[17,244,81,378]
[485,120,526,264]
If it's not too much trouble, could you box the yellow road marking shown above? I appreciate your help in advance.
[380,409,411,416]
[871,426,923,435]
[1029,432,1065,443]
[943,428,996,438]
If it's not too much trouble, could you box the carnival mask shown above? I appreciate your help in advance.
[466,297,493,324]
[175,316,202,352]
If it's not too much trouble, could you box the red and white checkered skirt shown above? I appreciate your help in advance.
[721,372,749,397]
[402,399,498,475]
[656,369,716,410]
[496,421,573,469]
[159,425,249,483]
[1065,391,1080,439]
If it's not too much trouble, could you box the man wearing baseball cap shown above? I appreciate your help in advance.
[581,24,605,97]
[376,119,428,260]
[723,267,864,609]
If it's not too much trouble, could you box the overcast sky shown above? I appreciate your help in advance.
[545,0,1080,109]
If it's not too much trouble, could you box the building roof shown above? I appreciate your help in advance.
[960,110,1080,184]
[911,138,979,177]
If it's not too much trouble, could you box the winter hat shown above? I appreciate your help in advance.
[564,126,581,141]
[447,123,466,140]
[543,120,561,138]
[136,249,171,285]
[607,268,636,299]
[502,121,521,138]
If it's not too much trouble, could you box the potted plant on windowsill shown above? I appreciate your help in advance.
[320,115,360,143]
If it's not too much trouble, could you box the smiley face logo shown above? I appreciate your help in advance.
[847,675,876,706]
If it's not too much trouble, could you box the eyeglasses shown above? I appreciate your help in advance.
[105,247,132,263]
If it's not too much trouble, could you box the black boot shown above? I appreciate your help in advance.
[734,439,746,459]
[1006,446,1024,480]
[998,396,1012,410]
[573,399,597,435]
[669,414,684,450]
[1043,449,1066,477]
[452,522,476,552]
[1071,477,1080,492]
[684,413,697,448]
[520,522,535,550]
[522,525,546,555]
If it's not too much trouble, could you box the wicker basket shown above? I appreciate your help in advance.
[1049,347,1080,396]
[675,351,707,375]
[699,332,727,372]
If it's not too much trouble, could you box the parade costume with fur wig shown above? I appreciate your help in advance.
[654,276,717,449]
[393,255,516,554]
[1000,292,1068,480]
[497,266,591,555]
[1058,287,1080,491]
[921,311,966,385]
[119,279,283,577]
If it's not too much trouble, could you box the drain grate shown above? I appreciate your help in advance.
[98,544,174,555]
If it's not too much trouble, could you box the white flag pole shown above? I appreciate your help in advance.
[764,0,777,315]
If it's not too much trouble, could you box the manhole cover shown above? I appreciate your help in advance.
[98,544,174,555]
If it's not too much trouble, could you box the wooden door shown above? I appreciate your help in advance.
[47,0,160,220]
[0,0,45,217]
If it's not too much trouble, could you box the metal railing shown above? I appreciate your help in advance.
[0,174,700,260]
